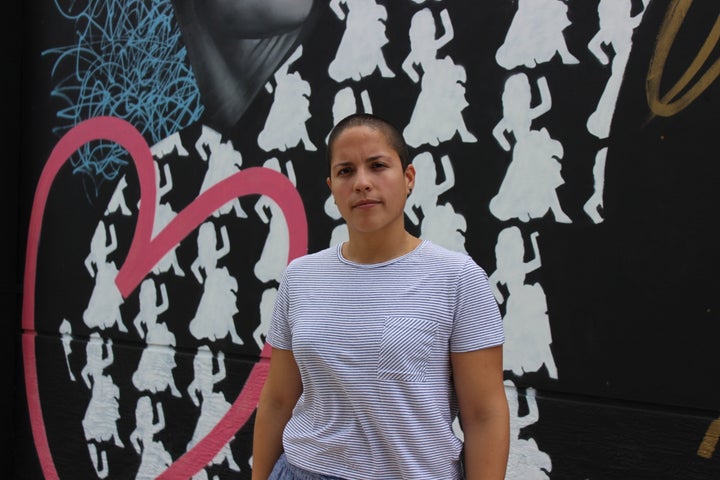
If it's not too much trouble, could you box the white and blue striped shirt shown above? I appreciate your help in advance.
[267,240,504,480]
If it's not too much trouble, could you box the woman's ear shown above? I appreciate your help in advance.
[405,164,416,195]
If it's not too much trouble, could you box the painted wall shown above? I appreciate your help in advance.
[14,0,720,478]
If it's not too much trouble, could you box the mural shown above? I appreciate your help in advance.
[16,0,720,478]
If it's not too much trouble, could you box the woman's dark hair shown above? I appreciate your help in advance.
[326,113,410,174]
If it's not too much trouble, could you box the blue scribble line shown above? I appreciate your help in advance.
[43,0,204,198]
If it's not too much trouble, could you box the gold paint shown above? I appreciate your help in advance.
[697,417,720,459]
[646,0,720,117]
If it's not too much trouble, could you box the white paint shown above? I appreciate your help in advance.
[491,74,570,223]
[328,0,395,81]
[489,227,557,378]
[496,0,578,69]
[131,278,181,397]
[195,125,247,218]
[405,152,467,253]
[188,222,243,344]
[402,9,476,147]
[258,46,316,152]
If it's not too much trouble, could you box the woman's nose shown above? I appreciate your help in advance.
[354,169,371,191]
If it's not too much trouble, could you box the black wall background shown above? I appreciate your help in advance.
[5,0,21,476]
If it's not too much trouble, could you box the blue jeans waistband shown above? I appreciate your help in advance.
[269,453,347,480]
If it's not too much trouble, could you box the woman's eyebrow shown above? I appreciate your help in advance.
[365,154,390,163]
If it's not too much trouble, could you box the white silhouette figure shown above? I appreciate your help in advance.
[403,8,453,84]
[326,86,373,144]
[148,161,185,277]
[186,347,241,472]
[130,396,173,479]
[84,220,117,277]
[405,152,467,253]
[192,469,220,480]
[491,73,570,223]
[254,287,278,350]
[423,203,468,253]
[195,125,247,218]
[587,0,650,139]
[258,46,317,153]
[253,158,296,284]
[584,147,608,224]
[189,222,243,344]
[83,221,128,332]
[104,176,132,217]
[151,131,189,159]
[402,9,476,147]
[489,228,557,378]
[81,333,123,479]
[493,73,551,151]
[505,380,553,478]
[131,279,181,397]
[328,0,395,82]
[495,0,579,69]
[324,194,349,248]
[59,318,76,381]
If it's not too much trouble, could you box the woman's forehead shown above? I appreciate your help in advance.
[336,124,385,141]
[334,125,392,151]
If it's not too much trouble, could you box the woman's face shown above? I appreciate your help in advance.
[326,125,414,237]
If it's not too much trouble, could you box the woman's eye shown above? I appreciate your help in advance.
[337,167,351,176]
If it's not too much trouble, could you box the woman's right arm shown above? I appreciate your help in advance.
[251,346,303,480]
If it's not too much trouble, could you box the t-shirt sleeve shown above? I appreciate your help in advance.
[450,257,504,352]
[266,268,293,350]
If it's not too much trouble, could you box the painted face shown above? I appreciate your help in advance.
[326,125,414,237]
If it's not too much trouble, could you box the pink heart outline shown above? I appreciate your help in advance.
[23,116,308,479]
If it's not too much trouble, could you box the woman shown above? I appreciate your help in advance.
[252,113,509,479]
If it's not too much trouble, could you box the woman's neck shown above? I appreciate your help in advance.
[342,230,421,264]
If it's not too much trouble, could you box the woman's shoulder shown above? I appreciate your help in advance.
[286,244,338,271]
[418,240,471,262]
[418,241,489,274]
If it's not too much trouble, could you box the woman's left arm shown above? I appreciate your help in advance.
[451,345,509,480]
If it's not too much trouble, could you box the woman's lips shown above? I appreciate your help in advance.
[353,199,380,208]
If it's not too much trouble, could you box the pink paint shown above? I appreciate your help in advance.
[23,116,307,479]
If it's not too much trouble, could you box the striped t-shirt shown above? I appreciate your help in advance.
[267,240,504,480]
